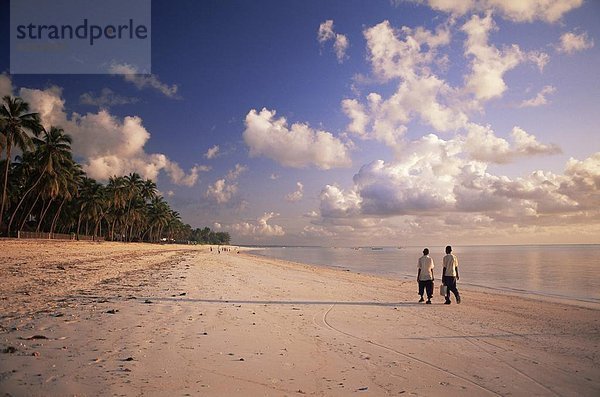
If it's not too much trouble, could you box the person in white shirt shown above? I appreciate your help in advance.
[442,245,461,304]
[417,248,435,304]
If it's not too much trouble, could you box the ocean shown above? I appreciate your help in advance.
[248,245,600,305]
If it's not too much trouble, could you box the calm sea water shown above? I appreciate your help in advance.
[249,245,600,304]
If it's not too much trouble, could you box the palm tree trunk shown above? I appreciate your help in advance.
[36,198,54,232]
[110,218,116,241]
[7,168,46,235]
[19,192,41,231]
[76,209,83,239]
[141,225,152,242]
[0,140,12,230]
[50,197,67,234]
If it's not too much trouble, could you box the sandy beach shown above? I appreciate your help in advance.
[0,240,599,396]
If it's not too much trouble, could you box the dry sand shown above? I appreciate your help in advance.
[0,239,599,396]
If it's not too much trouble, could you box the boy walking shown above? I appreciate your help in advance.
[442,245,461,304]
[417,248,434,304]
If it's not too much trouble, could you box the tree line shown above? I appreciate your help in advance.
[0,95,230,245]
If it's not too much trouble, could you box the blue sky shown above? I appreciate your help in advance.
[2,0,599,246]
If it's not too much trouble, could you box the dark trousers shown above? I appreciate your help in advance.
[418,280,433,299]
[443,276,460,301]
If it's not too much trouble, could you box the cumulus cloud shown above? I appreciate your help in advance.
[364,20,450,81]
[527,51,550,72]
[318,20,350,63]
[226,163,247,180]
[519,85,556,108]
[560,153,600,209]
[243,108,351,169]
[204,145,220,159]
[341,21,468,149]
[205,164,246,204]
[168,164,210,187]
[319,184,362,218]
[461,13,524,101]
[317,140,594,230]
[109,63,179,98]
[232,212,285,237]
[79,88,138,107]
[285,182,304,202]
[345,16,559,162]
[465,124,561,163]
[556,31,594,54]
[16,82,198,186]
[400,0,583,23]
[205,179,238,204]
[301,225,336,238]
[345,21,463,146]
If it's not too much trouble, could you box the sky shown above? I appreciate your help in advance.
[1,0,599,246]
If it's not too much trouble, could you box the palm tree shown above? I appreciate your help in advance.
[122,172,144,241]
[7,126,72,235]
[0,96,43,231]
[146,196,171,242]
[49,160,83,235]
[77,177,106,238]
[106,176,128,240]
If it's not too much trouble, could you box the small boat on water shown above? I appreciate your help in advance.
[371,247,384,250]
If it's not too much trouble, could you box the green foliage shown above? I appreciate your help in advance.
[188,227,231,245]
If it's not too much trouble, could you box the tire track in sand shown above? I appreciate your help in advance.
[319,304,502,396]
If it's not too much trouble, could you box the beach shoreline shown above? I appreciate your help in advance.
[1,240,599,396]
[245,247,600,310]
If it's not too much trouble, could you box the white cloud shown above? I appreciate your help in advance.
[79,88,138,107]
[341,99,370,138]
[402,0,583,23]
[168,163,210,187]
[519,85,556,108]
[206,179,238,204]
[17,83,198,186]
[232,212,285,237]
[204,145,220,159]
[345,21,464,147]
[301,225,336,238]
[205,164,246,204]
[527,51,550,72]
[319,184,362,218]
[560,153,600,210]
[556,31,594,54]
[333,35,350,63]
[465,124,561,163]
[243,108,351,169]
[318,20,349,63]
[364,20,450,81]
[109,63,180,98]
[317,140,591,228]
[226,163,247,180]
[461,13,524,102]
[285,182,304,202]
[345,17,560,167]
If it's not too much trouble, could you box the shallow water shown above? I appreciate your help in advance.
[249,245,600,304]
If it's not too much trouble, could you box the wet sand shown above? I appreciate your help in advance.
[1,239,599,396]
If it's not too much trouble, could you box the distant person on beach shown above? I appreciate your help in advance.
[417,248,435,304]
[442,245,461,304]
